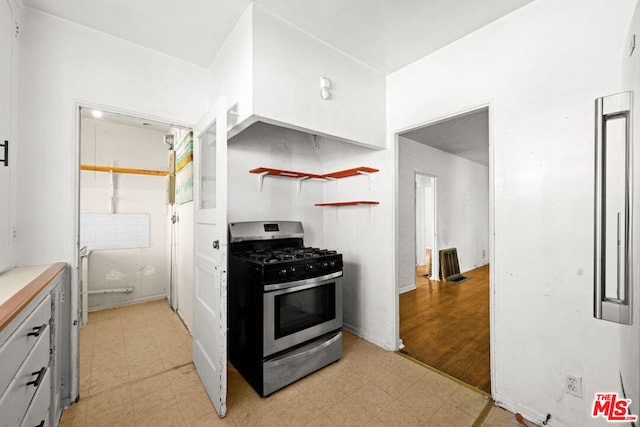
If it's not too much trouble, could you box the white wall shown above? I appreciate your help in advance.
[387,0,636,424]
[313,137,396,349]
[623,2,640,416]
[398,137,489,291]
[0,0,18,274]
[16,9,206,280]
[227,122,325,245]
[80,118,170,310]
[206,4,254,128]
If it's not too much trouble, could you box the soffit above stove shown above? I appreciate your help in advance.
[23,0,534,73]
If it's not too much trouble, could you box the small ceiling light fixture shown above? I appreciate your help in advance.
[91,110,103,119]
[320,76,331,100]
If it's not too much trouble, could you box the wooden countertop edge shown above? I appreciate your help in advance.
[0,262,68,332]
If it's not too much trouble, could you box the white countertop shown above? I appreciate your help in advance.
[0,265,52,306]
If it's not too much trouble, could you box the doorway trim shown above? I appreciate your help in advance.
[393,100,495,394]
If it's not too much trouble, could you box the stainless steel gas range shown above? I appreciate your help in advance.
[228,221,343,397]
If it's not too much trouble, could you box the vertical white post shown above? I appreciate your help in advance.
[109,163,115,214]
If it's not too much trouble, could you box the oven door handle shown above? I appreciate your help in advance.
[264,271,342,292]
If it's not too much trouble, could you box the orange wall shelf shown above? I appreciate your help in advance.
[322,167,378,179]
[249,167,325,180]
[250,166,379,205]
[249,166,378,180]
[315,201,380,207]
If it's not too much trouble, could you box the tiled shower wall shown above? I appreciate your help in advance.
[80,213,150,250]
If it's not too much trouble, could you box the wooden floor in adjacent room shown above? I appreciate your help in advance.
[400,264,491,394]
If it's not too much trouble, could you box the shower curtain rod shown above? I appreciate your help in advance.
[80,164,170,176]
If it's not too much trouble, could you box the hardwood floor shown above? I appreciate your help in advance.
[399,264,490,394]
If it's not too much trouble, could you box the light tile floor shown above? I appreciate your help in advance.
[60,300,536,427]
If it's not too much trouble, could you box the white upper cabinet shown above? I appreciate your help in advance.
[252,5,386,149]
[0,0,16,272]
[207,4,386,149]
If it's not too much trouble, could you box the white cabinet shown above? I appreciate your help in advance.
[0,294,51,393]
[0,265,72,427]
[19,368,51,427]
[0,319,50,427]
[0,0,16,272]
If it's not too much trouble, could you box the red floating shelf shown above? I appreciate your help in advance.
[250,167,325,179]
[250,166,379,180]
[315,201,380,207]
[322,167,379,179]
[250,166,379,197]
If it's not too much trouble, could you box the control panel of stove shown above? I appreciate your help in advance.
[274,260,339,278]
[278,266,298,278]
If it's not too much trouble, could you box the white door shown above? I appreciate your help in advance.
[192,97,228,417]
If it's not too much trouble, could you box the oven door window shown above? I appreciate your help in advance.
[274,283,336,339]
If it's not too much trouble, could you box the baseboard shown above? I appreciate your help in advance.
[462,262,490,274]
[343,322,396,351]
[399,283,416,294]
[176,308,193,334]
[492,392,550,426]
[88,294,168,312]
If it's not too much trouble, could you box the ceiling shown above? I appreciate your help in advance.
[27,1,512,158]
[22,0,534,74]
[80,107,174,134]
[401,108,489,166]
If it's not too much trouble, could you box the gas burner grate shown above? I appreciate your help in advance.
[238,247,340,264]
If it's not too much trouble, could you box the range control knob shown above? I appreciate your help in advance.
[305,264,316,272]
[278,268,288,277]
[288,266,297,275]
[321,262,329,270]
[329,261,336,268]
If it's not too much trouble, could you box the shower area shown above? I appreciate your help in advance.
[78,107,191,322]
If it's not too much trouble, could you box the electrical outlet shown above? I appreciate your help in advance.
[11,226,16,242]
[566,375,582,398]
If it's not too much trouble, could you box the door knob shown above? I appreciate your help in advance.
[213,240,220,249]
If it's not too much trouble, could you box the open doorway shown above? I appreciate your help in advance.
[415,173,437,281]
[397,106,492,394]
[77,106,193,326]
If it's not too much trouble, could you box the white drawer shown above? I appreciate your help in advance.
[20,368,50,427]
[0,294,51,395]
[0,327,50,427]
